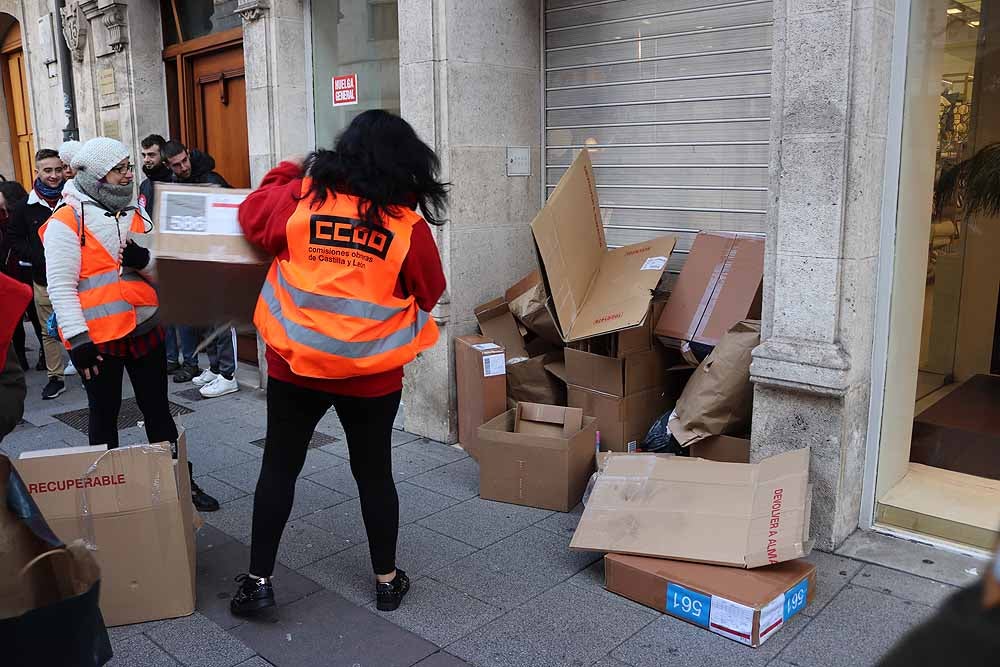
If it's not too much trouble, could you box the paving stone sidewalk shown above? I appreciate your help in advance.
[3,346,987,667]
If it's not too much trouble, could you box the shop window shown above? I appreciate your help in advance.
[160,0,241,47]
[311,0,400,149]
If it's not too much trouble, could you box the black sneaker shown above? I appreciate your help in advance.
[166,360,181,373]
[230,574,275,616]
[42,378,65,400]
[191,479,220,512]
[173,364,200,383]
[376,569,410,612]
[35,356,46,371]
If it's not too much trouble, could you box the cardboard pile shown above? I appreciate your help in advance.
[14,433,198,626]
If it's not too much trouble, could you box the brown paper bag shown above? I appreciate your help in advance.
[508,281,563,345]
[668,320,760,447]
[507,352,567,406]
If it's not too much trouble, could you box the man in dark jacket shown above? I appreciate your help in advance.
[8,149,67,400]
[138,133,172,215]
[160,141,239,398]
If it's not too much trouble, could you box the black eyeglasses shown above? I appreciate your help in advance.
[110,163,134,175]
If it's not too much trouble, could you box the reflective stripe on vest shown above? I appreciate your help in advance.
[260,278,431,359]
[78,268,120,292]
[83,300,134,321]
[274,266,405,322]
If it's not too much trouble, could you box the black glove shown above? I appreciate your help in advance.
[69,341,101,371]
[121,240,150,270]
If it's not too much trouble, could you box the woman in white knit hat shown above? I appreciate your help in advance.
[41,136,219,512]
[58,140,82,180]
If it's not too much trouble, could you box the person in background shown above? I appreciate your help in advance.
[0,180,42,372]
[231,110,446,616]
[59,140,82,180]
[41,137,219,512]
[161,140,239,397]
[0,272,31,441]
[138,134,200,378]
[9,149,69,398]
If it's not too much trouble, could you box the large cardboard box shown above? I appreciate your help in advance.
[152,183,269,326]
[531,149,676,342]
[14,433,198,626]
[455,336,508,461]
[565,346,668,398]
[605,554,815,647]
[477,404,598,511]
[571,449,813,567]
[656,232,764,348]
[568,384,672,452]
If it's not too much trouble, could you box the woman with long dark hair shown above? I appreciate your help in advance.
[232,110,447,615]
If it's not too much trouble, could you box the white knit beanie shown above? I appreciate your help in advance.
[58,140,82,166]
[71,137,129,179]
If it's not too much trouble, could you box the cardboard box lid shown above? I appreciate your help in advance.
[571,448,811,567]
[605,553,815,609]
[475,298,528,360]
[152,183,269,266]
[655,232,763,346]
[530,150,676,342]
[479,409,599,451]
[515,403,584,437]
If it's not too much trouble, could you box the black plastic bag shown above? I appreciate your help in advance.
[640,412,688,455]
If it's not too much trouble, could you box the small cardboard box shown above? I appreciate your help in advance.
[15,432,198,626]
[568,384,672,452]
[477,405,598,512]
[604,554,815,647]
[571,449,813,567]
[152,183,270,326]
[455,336,508,461]
[531,149,676,342]
[656,232,763,348]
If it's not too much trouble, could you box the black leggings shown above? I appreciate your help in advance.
[249,377,401,577]
[81,342,179,449]
[11,298,43,365]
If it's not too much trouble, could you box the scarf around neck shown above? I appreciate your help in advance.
[34,177,64,206]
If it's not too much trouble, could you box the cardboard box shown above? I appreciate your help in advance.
[455,336,508,461]
[14,433,198,626]
[571,448,813,567]
[690,436,751,463]
[152,183,270,326]
[474,297,528,360]
[506,270,563,345]
[568,384,672,452]
[565,346,668,398]
[656,232,764,348]
[477,405,598,512]
[531,149,676,342]
[604,553,815,647]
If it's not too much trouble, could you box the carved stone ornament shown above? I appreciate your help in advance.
[60,1,88,62]
[102,5,128,53]
[236,0,270,22]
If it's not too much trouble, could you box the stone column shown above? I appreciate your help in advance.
[750,0,896,550]
[398,0,541,441]
[238,0,310,186]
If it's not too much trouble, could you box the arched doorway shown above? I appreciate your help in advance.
[0,18,33,189]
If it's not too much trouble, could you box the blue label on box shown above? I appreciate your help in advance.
[666,583,711,628]
[784,578,809,621]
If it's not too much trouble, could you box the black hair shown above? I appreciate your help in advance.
[161,140,188,160]
[35,148,60,163]
[304,110,448,227]
[141,134,167,150]
[0,180,27,206]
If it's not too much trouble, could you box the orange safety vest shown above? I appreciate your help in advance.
[254,180,439,379]
[39,206,159,348]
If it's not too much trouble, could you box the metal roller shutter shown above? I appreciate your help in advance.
[543,0,773,280]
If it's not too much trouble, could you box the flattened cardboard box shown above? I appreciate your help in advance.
[605,554,815,647]
[152,183,270,326]
[477,406,598,512]
[455,335,507,461]
[571,448,813,568]
[531,149,676,342]
[14,433,197,626]
[656,232,764,347]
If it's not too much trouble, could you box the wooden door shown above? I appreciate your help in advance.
[189,46,249,188]
[1,23,34,190]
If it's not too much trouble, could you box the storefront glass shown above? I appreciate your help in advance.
[877,0,999,551]
[310,0,400,150]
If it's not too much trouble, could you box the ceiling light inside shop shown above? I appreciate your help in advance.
[969,20,980,26]
[947,7,963,13]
